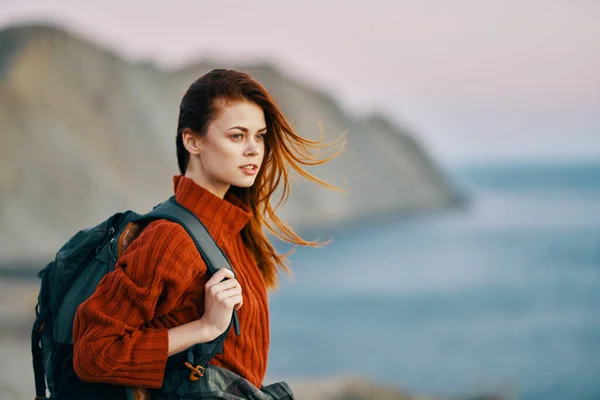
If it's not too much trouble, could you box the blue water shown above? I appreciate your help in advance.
[266,162,600,400]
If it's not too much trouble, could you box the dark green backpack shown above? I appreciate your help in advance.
[31,196,240,400]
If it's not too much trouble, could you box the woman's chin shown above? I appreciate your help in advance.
[231,178,257,188]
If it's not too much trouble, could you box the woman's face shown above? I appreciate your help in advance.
[184,99,267,198]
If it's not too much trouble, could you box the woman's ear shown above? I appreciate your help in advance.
[182,128,202,155]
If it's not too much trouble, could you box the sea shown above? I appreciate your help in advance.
[267,161,600,400]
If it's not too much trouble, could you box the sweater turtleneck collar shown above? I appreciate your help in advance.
[173,175,252,237]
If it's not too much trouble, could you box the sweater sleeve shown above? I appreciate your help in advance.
[72,220,207,388]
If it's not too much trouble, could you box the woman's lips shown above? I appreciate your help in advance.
[240,164,258,175]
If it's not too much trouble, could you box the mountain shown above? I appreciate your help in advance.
[0,23,463,263]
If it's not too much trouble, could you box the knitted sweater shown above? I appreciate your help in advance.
[72,175,270,389]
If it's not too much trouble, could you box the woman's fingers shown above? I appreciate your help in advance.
[216,287,242,301]
[226,295,243,310]
[209,277,241,295]
[204,268,243,311]
[233,297,243,310]
[206,269,241,292]
[205,268,234,287]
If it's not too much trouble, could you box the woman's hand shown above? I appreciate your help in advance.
[200,268,243,338]
[167,268,242,356]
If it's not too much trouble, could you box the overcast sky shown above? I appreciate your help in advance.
[1,0,599,164]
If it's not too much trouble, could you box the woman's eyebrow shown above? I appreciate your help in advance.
[229,126,268,133]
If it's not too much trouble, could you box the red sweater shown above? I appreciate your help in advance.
[72,175,270,389]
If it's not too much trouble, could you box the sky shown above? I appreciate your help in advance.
[1,0,599,164]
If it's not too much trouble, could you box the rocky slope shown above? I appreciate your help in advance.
[0,23,463,263]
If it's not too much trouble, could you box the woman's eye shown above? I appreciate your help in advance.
[232,134,243,140]
[256,134,266,140]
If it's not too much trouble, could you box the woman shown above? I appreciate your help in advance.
[72,69,343,397]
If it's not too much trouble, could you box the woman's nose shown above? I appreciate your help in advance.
[244,141,260,156]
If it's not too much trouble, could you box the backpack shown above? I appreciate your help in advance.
[31,196,241,400]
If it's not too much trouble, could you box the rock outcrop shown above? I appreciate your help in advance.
[0,23,463,262]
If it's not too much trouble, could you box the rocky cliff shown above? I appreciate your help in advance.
[0,23,463,262]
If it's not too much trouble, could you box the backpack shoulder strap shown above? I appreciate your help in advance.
[136,196,240,336]
[141,196,233,276]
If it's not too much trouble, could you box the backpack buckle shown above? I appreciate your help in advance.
[184,362,205,382]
